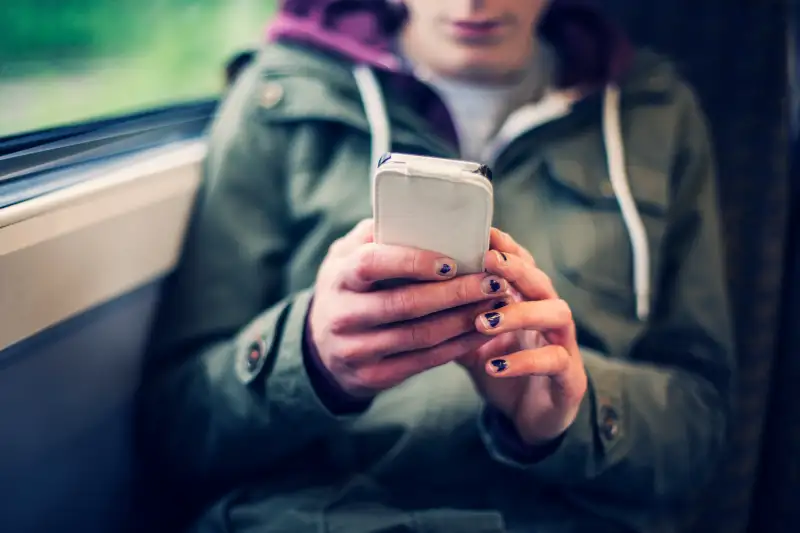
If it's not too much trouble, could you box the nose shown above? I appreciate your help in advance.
[448,0,489,17]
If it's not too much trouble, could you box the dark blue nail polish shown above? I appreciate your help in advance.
[377,153,392,167]
[499,252,508,261]
[484,312,501,328]
[493,301,508,310]
[439,263,452,275]
[491,359,508,373]
[489,279,501,293]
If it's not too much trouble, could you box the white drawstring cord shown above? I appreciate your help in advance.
[353,64,392,179]
[602,85,651,321]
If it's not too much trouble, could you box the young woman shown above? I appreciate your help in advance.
[140,1,734,532]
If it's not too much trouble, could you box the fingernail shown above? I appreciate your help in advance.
[481,312,502,329]
[490,359,509,373]
[494,250,508,264]
[482,276,506,294]
[493,300,508,310]
[435,259,456,277]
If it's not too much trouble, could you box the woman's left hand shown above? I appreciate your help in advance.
[460,229,588,446]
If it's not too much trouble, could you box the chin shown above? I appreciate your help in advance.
[446,57,526,84]
[439,44,525,80]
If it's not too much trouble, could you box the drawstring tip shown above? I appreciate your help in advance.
[636,295,650,322]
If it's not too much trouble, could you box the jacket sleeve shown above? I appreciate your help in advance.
[479,86,735,512]
[136,66,355,495]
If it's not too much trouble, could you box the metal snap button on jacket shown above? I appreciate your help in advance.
[599,404,620,440]
[246,339,266,373]
[260,82,284,109]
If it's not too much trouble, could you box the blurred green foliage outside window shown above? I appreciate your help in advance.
[0,0,277,137]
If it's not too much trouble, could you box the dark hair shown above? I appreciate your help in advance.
[318,0,407,35]
[225,50,257,87]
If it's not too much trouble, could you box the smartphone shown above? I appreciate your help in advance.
[372,153,494,275]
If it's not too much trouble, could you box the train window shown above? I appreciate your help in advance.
[0,0,276,138]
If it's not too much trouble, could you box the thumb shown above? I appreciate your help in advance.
[328,219,374,259]
[345,218,374,245]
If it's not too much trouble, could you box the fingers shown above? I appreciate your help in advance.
[347,332,493,394]
[483,249,557,301]
[331,298,504,362]
[474,299,573,335]
[339,243,458,292]
[487,229,555,302]
[483,344,571,378]
[341,273,509,328]
[490,228,536,267]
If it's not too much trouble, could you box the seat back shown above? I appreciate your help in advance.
[0,144,203,533]
[607,1,791,531]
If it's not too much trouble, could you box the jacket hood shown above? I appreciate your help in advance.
[266,0,633,89]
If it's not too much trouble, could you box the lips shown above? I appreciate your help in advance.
[454,20,501,31]
[449,19,505,41]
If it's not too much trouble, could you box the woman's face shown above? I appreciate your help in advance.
[401,0,550,83]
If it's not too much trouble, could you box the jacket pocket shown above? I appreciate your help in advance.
[540,156,669,310]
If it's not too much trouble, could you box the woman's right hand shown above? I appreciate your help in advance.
[308,220,510,398]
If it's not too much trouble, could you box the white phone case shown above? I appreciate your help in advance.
[372,153,494,274]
